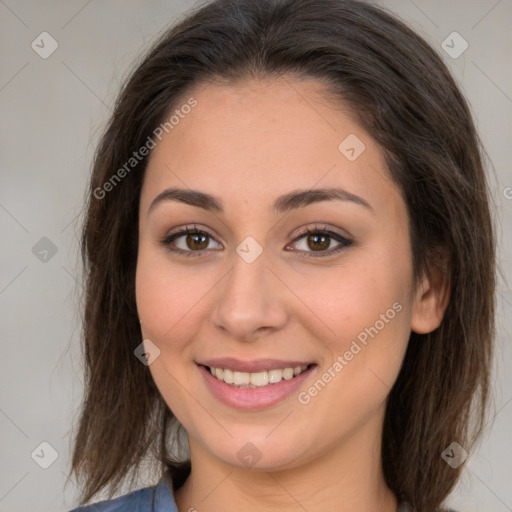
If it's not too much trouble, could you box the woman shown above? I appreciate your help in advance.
[67,0,496,511]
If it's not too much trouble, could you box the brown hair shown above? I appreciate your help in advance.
[69,1,496,510]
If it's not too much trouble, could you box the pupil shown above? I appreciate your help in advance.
[188,233,208,250]
[309,234,329,251]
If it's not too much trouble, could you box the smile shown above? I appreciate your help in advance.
[206,365,310,388]
[197,361,317,410]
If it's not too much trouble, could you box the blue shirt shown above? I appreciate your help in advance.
[68,473,178,512]
[67,473,436,512]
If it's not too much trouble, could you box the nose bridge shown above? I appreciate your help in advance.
[231,240,270,294]
[210,242,287,339]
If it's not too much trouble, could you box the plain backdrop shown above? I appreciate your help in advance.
[0,1,511,511]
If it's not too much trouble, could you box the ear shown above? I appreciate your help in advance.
[410,260,450,334]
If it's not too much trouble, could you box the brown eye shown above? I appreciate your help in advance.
[185,232,209,250]
[290,227,353,258]
[305,233,331,251]
[161,226,222,257]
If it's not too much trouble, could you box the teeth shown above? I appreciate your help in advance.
[268,369,283,383]
[282,367,294,380]
[233,371,250,386]
[250,371,268,386]
[208,365,309,388]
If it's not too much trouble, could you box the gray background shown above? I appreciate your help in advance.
[0,1,511,511]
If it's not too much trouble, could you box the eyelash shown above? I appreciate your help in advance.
[160,223,353,259]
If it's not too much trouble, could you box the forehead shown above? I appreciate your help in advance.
[142,76,403,218]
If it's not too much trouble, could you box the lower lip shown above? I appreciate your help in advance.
[198,364,316,410]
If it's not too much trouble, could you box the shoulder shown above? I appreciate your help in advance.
[67,485,156,512]
[67,471,178,512]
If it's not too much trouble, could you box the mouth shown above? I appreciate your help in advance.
[196,357,318,409]
[201,363,315,389]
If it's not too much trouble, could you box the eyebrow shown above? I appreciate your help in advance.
[147,186,374,216]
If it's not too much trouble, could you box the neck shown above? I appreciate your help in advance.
[174,410,398,512]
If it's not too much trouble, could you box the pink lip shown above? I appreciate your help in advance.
[198,357,314,373]
[197,363,317,410]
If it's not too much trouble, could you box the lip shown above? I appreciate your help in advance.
[198,357,314,373]
[197,361,317,410]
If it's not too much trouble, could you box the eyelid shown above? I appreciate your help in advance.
[164,223,218,241]
[291,223,352,241]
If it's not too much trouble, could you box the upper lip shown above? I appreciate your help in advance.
[198,358,315,373]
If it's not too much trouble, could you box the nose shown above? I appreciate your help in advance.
[210,247,288,342]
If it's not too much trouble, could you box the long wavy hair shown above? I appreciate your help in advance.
[69,1,496,510]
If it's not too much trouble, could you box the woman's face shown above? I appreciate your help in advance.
[135,77,442,472]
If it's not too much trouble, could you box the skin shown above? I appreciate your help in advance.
[135,76,449,512]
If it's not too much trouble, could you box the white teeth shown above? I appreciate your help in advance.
[267,369,282,384]
[233,371,250,386]
[282,367,294,380]
[250,371,268,387]
[223,369,234,384]
[208,365,309,388]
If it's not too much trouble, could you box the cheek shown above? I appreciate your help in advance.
[289,255,410,346]
[135,249,216,353]
[135,255,168,338]
[291,250,413,410]
[135,249,188,345]
[135,252,202,420]
[315,249,412,400]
